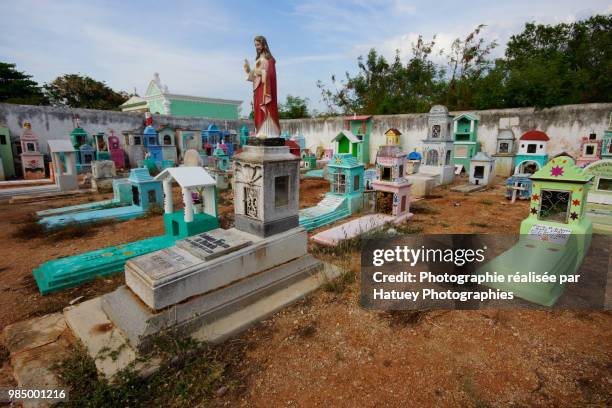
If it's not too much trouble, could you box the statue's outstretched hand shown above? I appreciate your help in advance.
[244,59,251,73]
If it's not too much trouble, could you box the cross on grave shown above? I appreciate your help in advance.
[509,180,527,203]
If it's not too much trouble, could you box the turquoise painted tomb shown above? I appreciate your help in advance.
[299,153,364,231]
[39,168,162,228]
[33,166,219,294]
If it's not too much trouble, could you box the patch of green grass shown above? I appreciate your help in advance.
[469,221,491,228]
[323,267,356,294]
[54,335,225,408]
[441,223,450,228]
[394,223,424,234]
[478,199,494,206]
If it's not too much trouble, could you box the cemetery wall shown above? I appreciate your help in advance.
[0,103,251,154]
[0,102,609,160]
[281,103,612,163]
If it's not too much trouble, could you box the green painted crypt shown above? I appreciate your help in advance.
[477,156,593,307]
[452,112,480,172]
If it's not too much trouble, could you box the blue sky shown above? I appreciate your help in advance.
[1,0,610,114]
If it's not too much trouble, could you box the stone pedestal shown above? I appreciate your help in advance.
[233,140,300,237]
[91,160,117,193]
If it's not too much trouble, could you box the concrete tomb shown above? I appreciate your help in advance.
[575,132,603,168]
[477,156,593,306]
[19,121,45,180]
[91,160,117,193]
[493,128,516,177]
[452,113,481,173]
[47,140,78,192]
[418,105,455,185]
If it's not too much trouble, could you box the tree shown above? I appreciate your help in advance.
[279,95,310,119]
[317,35,444,115]
[0,62,48,105]
[44,74,128,110]
[502,15,612,108]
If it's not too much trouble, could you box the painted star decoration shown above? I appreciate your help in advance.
[570,212,578,220]
[532,193,539,201]
[530,207,538,215]
[335,157,343,164]
[550,165,564,177]
[572,199,581,206]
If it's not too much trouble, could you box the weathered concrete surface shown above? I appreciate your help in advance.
[450,184,488,193]
[125,227,308,310]
[281,103,612,163]
[311,214,400,246]
[0,103,253,155]
[2,313,73,408]
[102,254,324,351]
[63,298,160,379]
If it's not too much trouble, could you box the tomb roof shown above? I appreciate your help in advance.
[530,156,592,184]
[407,151,422,160]
[429,105,449,114]
[155,166,216,188]
[471,152,494,162]
[48,140,75,153]
[453,112,479,122]
[128,168,155,183]
[385,128,401,136]
[332,130,361,144]
[520,130,550,141]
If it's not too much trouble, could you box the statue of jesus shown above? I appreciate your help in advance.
[244,36,280,138]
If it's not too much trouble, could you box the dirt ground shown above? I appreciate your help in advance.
[0,175,610,406]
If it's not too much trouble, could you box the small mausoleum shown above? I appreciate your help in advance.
[505,174,532,201]
[514,130,550,174]
[212,143,230,172]
[328,153,365,213]
[48,140,78,191]
[583,159,612,233]
[143,125,162,165]
[157,126,177,165]
[0,124,15,179]
[202,124,222,156]
[603,113,612,159]
[94,132,111,161]
[121,127,145,168]
[477,156,593,307]
[156,166,219,239]
[340,115,371,164]
[420,105,455,185]
[469,152,496,186]
[406,149,422,175]
[452,113,480,173]
[239,125,250,147]
[372,141,412,223]
[128,168,163,211]
[20,122,45,180]
[107,130,126,169]
[493,128,516,177]
[576,132,602,168]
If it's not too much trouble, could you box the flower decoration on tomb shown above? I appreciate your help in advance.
[570,212,579,220]
[572,199,581,206]
[550,165,564,177]
[532,193,539,201]
[530,207,538,214]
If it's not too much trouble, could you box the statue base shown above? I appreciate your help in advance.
[247,137,285,146]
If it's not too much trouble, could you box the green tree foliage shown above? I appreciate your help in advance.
[0,62,48,105]
[44,74,128,110]
[319,14,611,114]
[279,95,311,119]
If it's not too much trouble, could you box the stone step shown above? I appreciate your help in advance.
[103,254,326,351]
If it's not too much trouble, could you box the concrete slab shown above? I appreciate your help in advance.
[64,298,159,378]
[103,254,324,351]
[125,227,308,310]
[2,314,73,408]
[404,174,436,197]
[311,214,406,246]
[450,184,488,193]
[193,262,342,344]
